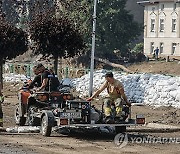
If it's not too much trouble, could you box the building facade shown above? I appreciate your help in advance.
[139,0,180,56]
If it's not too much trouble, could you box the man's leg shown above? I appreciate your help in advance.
[155,54,158,60]
[103,98,114,123]
[0,103,3,127]
[114,98,123,117]
[103,98,112,117]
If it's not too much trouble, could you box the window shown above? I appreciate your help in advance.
[150,42,154,54]
[161,4,164,11]
[172,43,176,55]
[159,19,164,32]
[151,19,155,32]
[172,19,177,32]
[160,43,164,53]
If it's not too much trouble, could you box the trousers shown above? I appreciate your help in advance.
[103,97,123,117]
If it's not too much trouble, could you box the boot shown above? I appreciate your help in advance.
[114,117,124,124]
[104,116,114,124]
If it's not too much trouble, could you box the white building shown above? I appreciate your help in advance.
[138,0,180,57]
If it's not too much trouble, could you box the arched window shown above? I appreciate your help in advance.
[159,12,166,32]
[171,12,178,32]
[172,19,177,32]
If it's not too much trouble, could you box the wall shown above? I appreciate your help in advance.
[144,1,180,56]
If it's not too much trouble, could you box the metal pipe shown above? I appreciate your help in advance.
[89,0,97,96]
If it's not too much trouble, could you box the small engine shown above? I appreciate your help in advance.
[66,100,91,124]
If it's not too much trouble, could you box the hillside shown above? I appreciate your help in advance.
[127,60,180,76]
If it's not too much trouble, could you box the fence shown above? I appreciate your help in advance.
[3,63,90,79]
[4,63,33,77]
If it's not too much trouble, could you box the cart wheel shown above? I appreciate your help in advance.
[14,104,26,126]
[41,115,52,137]
[27,106,40,126]
[115,126,126,134]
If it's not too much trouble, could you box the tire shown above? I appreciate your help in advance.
[27,106,40,126]
[14,104,26,126]
[41,115,52,137]
[115,126,126,134]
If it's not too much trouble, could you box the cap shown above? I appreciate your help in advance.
[104,72,113,78]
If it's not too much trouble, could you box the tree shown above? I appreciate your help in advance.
[56,0,92,42]
[53,0,92,67]
[0,19,28,86]
[58,0,143,64]
[132,42,144,53]
[29,11,85,74]
[95,0,143,58]
[0,1,28,86]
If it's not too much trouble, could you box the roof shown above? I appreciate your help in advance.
[137,0,180,4]
[137,1,150,4]
[150,0,180,2]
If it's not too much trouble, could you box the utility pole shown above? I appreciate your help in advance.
[89,0,97,96]
[0,0,3,88]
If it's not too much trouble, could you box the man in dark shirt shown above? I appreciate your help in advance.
[35,63,60,92]
[28,65,41,89]
[36,64,51,92]
[154,47,159,60]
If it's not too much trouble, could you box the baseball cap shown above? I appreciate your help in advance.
[103,72,113,78]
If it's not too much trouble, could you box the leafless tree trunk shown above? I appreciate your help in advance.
[53,55,58,75]
[94,57,134,74]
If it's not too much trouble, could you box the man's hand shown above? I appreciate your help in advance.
[86,97,93,101]
[36,87,42,92]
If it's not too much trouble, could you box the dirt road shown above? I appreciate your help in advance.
[0,96,180,154]
[1,59,180,153]
[0,131,180,154]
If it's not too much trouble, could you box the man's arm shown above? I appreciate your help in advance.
[118,86,131,106]
[36,70,50,92]
[87,81,107,100]
[37,78,48,91]
[29,75,39,89]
